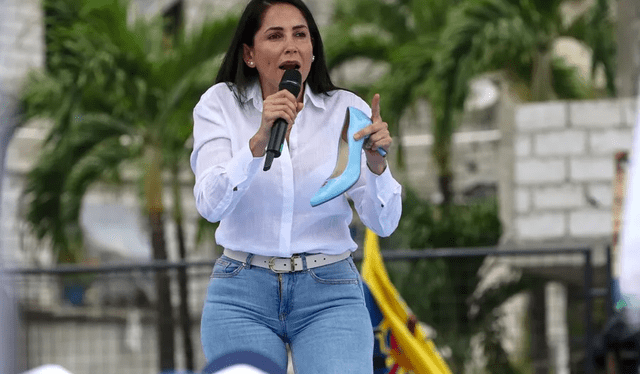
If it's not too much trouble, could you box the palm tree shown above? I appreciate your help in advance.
[440,0,616,101]
[326,0,615,203]
[20,0,237,371]
[437,1,616,371]
[325,0,616,371]
[325,0,470,204]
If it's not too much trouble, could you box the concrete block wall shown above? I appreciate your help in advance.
[396,130,501,201]
[0,0,44,267]
[511,97,638,242]
[0,0,44,96]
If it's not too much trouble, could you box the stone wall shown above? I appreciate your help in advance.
[507,97,639,244]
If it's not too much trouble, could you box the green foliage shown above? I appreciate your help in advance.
[20,0,238,263]
[384,189,503,369]
[396,188,502,249]
[326,0,469,202]
[440,0,616,101]
[326,0,616,370]
[388,190,553,372]
[326,0,616,201]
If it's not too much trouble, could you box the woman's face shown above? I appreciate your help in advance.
[243,3,313,99]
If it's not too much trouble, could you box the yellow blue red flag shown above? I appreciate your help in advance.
[362,228,452,374]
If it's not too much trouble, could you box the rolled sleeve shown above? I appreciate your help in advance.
[193,144,263,222]
[365,165,398,208]
[225,144,263,190]
[349,163,402,237]
[364,166,402,236]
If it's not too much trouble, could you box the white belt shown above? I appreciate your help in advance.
[222,248,351,273]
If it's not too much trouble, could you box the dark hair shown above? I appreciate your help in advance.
[216,0,339,102]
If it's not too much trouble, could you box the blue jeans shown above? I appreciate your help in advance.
[200,254,374,374]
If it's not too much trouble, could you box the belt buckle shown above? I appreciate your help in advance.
[268,257,288,273]
[268,255,301,273]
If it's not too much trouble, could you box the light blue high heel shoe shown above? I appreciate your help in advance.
[310,107,386,207]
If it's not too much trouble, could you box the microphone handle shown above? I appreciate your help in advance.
[263,118,288,171]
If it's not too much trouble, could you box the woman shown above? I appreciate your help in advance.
[190,0,402,372]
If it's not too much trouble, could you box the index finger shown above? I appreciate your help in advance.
[371,93,381,121]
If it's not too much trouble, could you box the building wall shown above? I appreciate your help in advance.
[616,0,640,97]
[506,96,638,245]
[0,0,44,96]
[0,0,44,266]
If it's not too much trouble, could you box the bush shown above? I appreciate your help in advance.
[383,188,503,371]
[394,187,502,249]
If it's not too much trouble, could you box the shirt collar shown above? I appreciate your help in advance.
[243,80,326,111]
[243,80,263,112]
[303,83,326,110]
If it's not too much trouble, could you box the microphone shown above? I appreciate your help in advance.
[263,69,302,171]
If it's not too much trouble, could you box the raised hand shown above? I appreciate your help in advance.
[354,93,391,174]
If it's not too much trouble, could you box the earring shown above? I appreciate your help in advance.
[312,55,315,62]
[248,61,254,67]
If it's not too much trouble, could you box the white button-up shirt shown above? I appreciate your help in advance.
[190,81,402,257]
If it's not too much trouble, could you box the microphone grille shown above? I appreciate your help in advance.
[279,69,302,97]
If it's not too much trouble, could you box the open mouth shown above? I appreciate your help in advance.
[279,62,301,70]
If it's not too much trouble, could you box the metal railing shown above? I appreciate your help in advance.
[6,245,606,374]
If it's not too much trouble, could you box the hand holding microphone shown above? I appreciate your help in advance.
[263,69,302,171]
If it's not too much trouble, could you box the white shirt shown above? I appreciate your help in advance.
[190,81,402,257]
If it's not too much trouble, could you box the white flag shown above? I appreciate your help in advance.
[619,98,640,324]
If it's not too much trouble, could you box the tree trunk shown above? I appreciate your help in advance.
[432,96,453,205]
[176,220,193,371]
[144,145,175,371]
[530,283,549,374]
[531,47,555,102]
[433,134,453,205]
[432,64,458,206]
[149,212,175,371]
[438,173,453,205]
[172,167,194,371]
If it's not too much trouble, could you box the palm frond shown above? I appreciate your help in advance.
[332,0,412,41]
[410,0,457,34]
[323,27,392,70]
[63,138,132,223]
[161,14,239,86]
[22,0,242,264]
[562,1,616,96]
